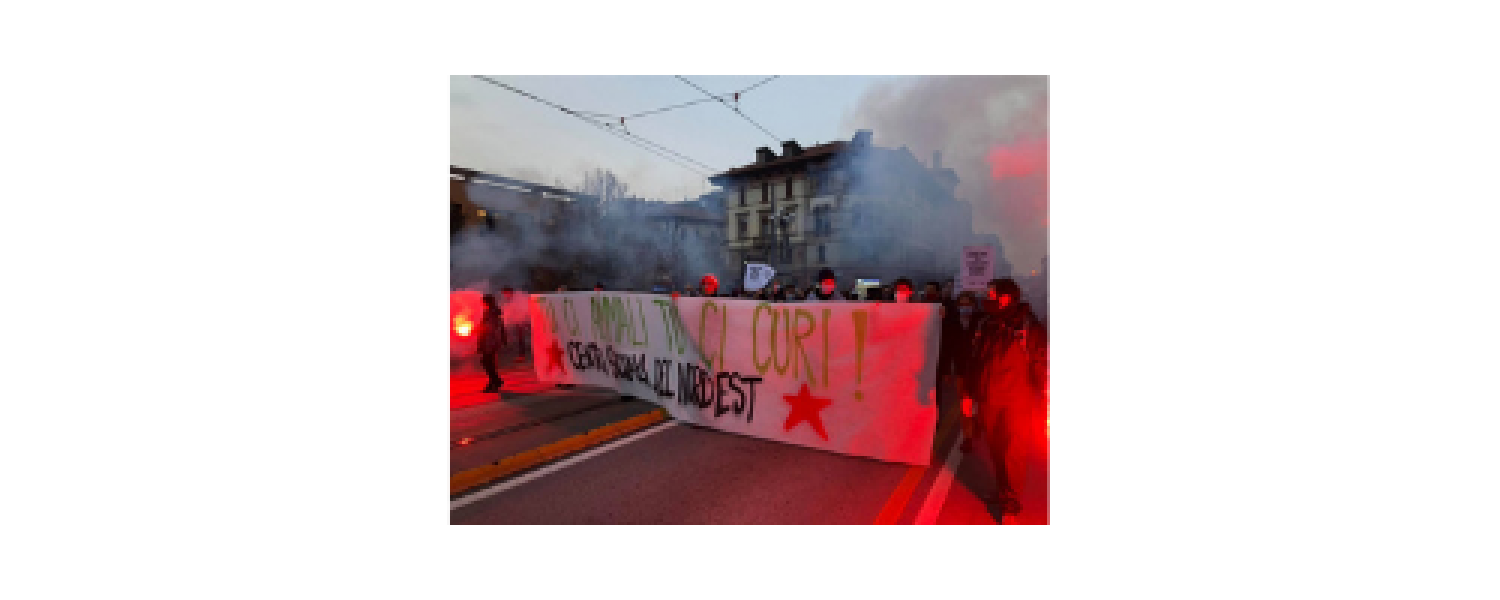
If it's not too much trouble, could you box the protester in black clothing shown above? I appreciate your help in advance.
[927,281,962,394]
[923,281,943,304]
[478,293,507,394]
[805,268,846,302]
[951,291,979,386]
[893,278,916,303]
[966,277,1048,519]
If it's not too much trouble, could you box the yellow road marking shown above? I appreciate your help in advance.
[450,408,667,497]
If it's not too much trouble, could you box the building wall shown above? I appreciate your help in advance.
[717,141,979,291]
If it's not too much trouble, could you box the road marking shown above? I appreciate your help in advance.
[450,419,679,511]
[874,463,927,524]
[912,430,966,525]
[873,414,959,524]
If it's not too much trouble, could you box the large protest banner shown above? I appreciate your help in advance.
[526,293,939,465]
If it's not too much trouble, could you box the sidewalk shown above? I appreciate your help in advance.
[450,351,559,410]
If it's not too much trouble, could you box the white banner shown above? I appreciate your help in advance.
[743,263,775,291]
[526,293,939,465]
[959,245,995,292]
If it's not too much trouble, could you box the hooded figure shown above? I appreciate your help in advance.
[892,278,916,303]
[967,277,1049,523]
[804,268,846,302]
[477,293,507,394]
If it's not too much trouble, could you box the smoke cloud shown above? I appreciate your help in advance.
[451,170,732,293]
[845,75,1049,274]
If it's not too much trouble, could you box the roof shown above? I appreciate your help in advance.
[710,141,848,182]
[451,165,581,199]
[641,203,723,223]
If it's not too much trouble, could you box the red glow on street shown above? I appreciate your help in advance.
[454,316,473,336]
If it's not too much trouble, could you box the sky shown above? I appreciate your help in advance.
[451,75,1049,272]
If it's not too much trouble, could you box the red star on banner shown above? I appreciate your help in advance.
[782,383,833,441]
[544,340,566,375]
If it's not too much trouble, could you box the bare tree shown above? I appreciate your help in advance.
[579,168,631,216]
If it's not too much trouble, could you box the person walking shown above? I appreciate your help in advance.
[965,277,1049,522]
[477,293,507,394]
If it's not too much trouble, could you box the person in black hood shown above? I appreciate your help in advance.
[805,268,846,302]
[892,278,916,303]
[477,293,507,394]
[965,277,1049,521]
[928,280,962,399]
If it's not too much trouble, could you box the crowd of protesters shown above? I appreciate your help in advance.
[464,266,1047,521]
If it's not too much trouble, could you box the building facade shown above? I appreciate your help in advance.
[711,131,982,291]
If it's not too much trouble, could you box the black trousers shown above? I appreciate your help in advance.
[480,350,503,387]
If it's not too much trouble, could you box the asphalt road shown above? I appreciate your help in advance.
[450,353,1028,525]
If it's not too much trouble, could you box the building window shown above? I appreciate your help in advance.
[737,214,748,238]
[760,213,773,236]
[813,206,831,236]
[761,181,770,204]
[785,176,794,199]
[817,244,826,263]
[739,185,746,207]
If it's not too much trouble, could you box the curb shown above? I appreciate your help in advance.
[450,408,668,497]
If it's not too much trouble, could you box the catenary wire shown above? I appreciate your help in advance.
[471,76,718,177]
[675,75,781,144]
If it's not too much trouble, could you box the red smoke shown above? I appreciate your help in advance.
[984,138,1049,268]
[986,138,1048,179]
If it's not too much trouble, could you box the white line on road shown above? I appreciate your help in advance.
[912,430,966,525]
[450,419,680,511]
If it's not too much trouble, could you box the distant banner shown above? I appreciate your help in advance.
[959,245,995,292]
[526,293,939,465]
[743,263,775,291]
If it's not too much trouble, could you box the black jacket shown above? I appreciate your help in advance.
[477,305,506,353]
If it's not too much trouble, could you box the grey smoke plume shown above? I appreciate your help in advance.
[451,168,731,293]
[845,75,1049,274]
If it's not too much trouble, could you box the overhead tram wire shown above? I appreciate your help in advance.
[739,75,780,94]
[471,76,718,178]
[472,76,715,176]
[583,76,783,122]
[675,75,781,144]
